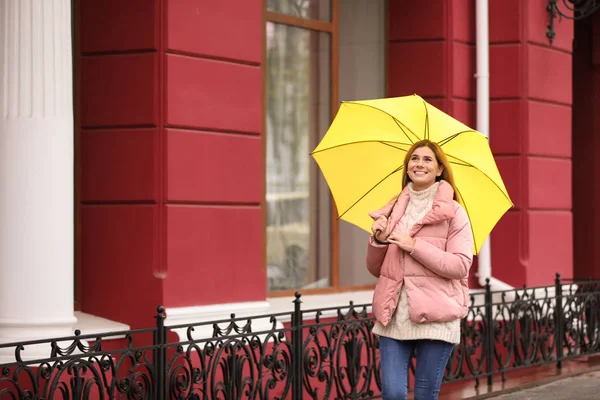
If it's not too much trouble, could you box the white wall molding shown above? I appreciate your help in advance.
[166,301,276,343]
[73,312,131,338]
[165,291,375,343]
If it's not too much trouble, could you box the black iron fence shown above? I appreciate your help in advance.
[0,274,599,399]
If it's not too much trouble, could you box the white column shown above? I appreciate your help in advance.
[0,0,77,361]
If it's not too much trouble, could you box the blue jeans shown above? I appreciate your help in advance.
[379,336,454,400]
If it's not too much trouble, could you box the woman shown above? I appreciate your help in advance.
[366,139,473,400]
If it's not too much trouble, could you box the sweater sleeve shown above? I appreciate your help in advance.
[366,236,388,278]
[409,204,473,280]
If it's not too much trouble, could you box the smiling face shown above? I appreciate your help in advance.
[406,146,444,191]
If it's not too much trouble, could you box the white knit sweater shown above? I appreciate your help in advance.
[371,182,461,344]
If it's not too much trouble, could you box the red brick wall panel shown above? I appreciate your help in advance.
[527,211,573,286]
[165,206,266,307]
[451,99,475,127]
[489,0,522,43]
[166,129,262,203]
[388,42,447,97]
[490,211,526,286]
[388,0,445,41]
[80,54,158,127]
[81,206,162,328]
[452,0,475,43]
[81,129,158,202]
[528,46,572,105]
[528,158,571,209]
[528,101,572,157]
[490,46,521,99]
[490,101,522,154]
[452,43,475,99]
[80,0,158,53]
[166,55,261,133]
[167,0,261,63]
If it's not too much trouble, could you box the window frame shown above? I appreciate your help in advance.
[264,0,386,297]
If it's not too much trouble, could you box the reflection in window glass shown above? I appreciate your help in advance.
[266,22,331,291]
[338,0,386,287]
[267,0,331,21]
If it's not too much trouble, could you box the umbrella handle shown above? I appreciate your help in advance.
[373,230,390,245]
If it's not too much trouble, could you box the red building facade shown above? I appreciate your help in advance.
[72,0,586,331]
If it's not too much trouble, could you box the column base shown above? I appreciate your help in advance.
[0,315,79,364]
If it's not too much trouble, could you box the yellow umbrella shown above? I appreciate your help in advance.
[311,94,513,255]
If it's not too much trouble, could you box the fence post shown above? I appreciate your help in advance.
[485,278,494,386]
[555,273,564,369]
[154,306,167,400]
[292,292,303,400]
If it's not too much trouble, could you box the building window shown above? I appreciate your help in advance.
[267,0,331,21]
[265,0,386,294]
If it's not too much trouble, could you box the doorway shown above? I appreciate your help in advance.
[572,12,600,279]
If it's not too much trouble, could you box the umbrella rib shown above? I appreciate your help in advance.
[338,165,404,220]
[449,161,473,167]
[422,99,429,140]
[310,139,413,155]
[438,135,513,206]
[392,118,416,144]
[380,142,411,151]
[443,152,514,206]
[344,101,420,144]
[438,130,482,146]
[452,184,478,254]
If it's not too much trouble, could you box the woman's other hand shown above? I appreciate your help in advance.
[371,216,390,241]
[388,232,415,252]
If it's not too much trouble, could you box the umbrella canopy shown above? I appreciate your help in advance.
[311,94,513,254]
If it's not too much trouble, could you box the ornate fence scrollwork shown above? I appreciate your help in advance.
[0,274,599,399]
[301,301,380,400]
[164,311,293,400]
[0,327,158,400]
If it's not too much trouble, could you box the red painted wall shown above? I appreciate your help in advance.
[76,0,163,328]
[489,0,573,287]
[76,0,265,326]
[162,0,265,307]
[387,0,574,288]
